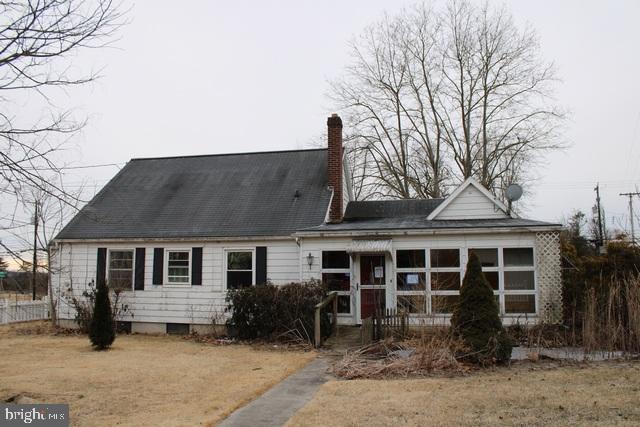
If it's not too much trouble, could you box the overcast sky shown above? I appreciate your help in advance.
[2,0,640,258]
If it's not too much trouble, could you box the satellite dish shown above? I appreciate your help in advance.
[505,184,523,202]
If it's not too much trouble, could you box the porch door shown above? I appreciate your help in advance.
[359,254,386,320]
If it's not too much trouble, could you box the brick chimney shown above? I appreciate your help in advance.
[327,113,343,223]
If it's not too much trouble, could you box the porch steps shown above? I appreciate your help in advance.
[322,325,363,354]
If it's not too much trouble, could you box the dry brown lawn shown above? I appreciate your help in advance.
[0,322,315,426]
[288,362,640,426]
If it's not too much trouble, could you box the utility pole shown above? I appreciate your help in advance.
[31,201,39,301]
[594,184,604,248]
[620,192,640,245]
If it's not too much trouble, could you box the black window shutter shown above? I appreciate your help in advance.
[256,246,267,285]
[134,248,145,290]
[96,247,107,287]
[191,247,202,286]
[153,248,164,285]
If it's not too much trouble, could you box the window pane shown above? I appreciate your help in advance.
[168,267,189,277]
[322,251,349,269]
[431,272,460,291]
[109,251,133,269]
[168,274,189,283]
[505,294,536,313]
[108,250,133,289]
[360,255,385,286]
[431,249,459,268]
[483,271,499,290]
[431,295,460,314]
[397,272,426,291]
[469,248,498,267]
[228,252,252,270]
[505,271,535,290]
[168,252,189,268]
[169,251,189,261]
[337,295,351,314]
[322,273,350,291]
[398,295,426,314]
[504,248,534,267]
[227,271,253,289]
[396,250,425,269]
[109,270,132,289]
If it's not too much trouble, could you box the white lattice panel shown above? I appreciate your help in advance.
[536,231,562,323]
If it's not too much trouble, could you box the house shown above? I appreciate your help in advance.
[51,114,562,333]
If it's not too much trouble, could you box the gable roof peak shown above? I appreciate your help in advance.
[427,177,514,220]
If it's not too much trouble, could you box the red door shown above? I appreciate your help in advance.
[359,255,386,319]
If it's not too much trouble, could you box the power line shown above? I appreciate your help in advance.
[24,162,124,171]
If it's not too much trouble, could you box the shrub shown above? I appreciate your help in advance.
[451,252,512,365]
[562,239,640,327]
[226,280,330,342]
[63,280,131,333]
[89,280,116,350]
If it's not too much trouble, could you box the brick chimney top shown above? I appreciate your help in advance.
[327,113,342,128]
[327,113,343,223]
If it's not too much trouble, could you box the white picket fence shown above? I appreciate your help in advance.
[0,298,50,324]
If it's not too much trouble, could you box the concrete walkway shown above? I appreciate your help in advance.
[511,346,635,361]
[219,358,331,427]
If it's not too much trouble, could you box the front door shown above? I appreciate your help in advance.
[358,254,386,320]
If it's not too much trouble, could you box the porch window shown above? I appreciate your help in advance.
[321,251,351,314]
[470,248,499,290]
[166,250,190,285]
[430,249,461,314]
[396,250,427,313]
[468,247,536,315]
[503,248,536,314]
[108,250,134,290]
[226,250,254,290]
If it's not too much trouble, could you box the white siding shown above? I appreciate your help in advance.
[436,185,508,219]
[342,168,351,214]
[51,230,558,329]
[51,239,300,325]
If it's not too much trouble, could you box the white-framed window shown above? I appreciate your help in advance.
[429,248,462,314]
[225,249,255,290]
[165,249,191,285]
[395,249,427,314]
[108,249,134,290]
[321,251,352,315]
[468,247,536,315]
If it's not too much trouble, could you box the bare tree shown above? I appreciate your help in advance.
[331,1,564,200]
[0,0,125,209]
[4,181,84,322]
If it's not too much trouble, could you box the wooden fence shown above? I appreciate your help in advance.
[361,308,409,345]
[0,298,50,324]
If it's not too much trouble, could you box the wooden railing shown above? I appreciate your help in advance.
[314,291,338,348]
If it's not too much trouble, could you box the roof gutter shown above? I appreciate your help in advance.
[53,235,296,244]
[292,225,562,238]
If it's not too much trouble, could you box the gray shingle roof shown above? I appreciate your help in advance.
[299,199,560,233]
[56,149,332,240]
[344,199,445,219]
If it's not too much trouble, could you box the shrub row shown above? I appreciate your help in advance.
[225,280,331,342]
